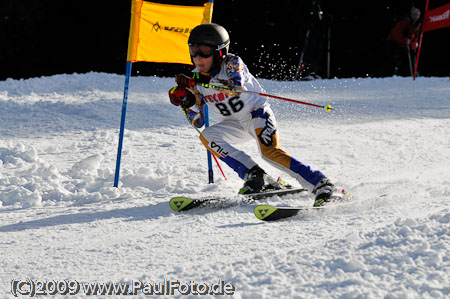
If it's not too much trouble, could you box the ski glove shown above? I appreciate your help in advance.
[176,72,211,89]
[168,86,196,109]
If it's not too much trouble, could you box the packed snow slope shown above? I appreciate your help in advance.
[1,73,449,298]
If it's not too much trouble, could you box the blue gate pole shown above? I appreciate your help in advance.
[114,61,133,187]
[204,105,214,183]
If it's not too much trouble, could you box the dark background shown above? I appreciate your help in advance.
[1,0,449,81]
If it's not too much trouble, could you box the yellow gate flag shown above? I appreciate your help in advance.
[127,0,214,64]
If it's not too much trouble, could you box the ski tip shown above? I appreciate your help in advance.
[254,205,302,221]
[254,205,279,221]
[169,197,194,212]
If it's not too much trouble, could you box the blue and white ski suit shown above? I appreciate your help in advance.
[187,54,325,189]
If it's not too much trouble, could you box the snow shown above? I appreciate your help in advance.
[1,72,449,298]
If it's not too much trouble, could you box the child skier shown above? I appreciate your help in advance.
[168,23,337,206]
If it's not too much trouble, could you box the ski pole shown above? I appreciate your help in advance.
[182,108,227,180]
[198,83,333,112]
[294,29,310,80]
[407,44,414,77]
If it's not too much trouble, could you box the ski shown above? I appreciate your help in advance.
[254,189,352,221]
[254,205,309,221]
[169,188,308,212]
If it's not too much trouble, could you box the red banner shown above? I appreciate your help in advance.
[423,3,450,32]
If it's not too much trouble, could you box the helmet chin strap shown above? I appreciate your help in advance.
[209,49,226,74]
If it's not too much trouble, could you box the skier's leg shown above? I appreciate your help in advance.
[200,120,281,193]
[199,120,257,179]
[248,107,325,190]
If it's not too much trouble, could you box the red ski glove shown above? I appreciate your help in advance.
[168,86,196,108]
[176,72,211,89]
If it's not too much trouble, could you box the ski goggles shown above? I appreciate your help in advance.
[189,45,214,58]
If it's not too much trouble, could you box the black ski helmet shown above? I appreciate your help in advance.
[188,23,230,70]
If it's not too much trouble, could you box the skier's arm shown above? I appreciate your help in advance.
[184,104,205,128]
[389,20,410,47]
[225,56,248,89]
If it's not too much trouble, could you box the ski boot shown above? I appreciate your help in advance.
[312,177,336,207]
[239,166,282,195]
